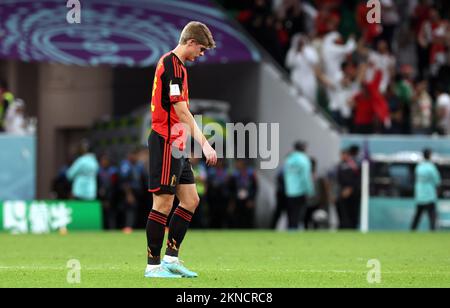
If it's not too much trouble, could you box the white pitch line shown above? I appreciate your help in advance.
[220,268,450,275]
[1,266,449,275]
[0,266,124,271]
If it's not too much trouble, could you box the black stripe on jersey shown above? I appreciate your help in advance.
[162,54,184,96]
[177,58,182,77]
[172,57,177,78]
[161,53,185,140]
[167,97,171,142]
[161,54,182,113]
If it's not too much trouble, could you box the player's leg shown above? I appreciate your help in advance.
[145,192,181,278]
[145,131,181,278]
[162,159,199,278]
[147,192,174,265]
[166,157,198,255]
[162,183,199,278]
[167,183,199,254]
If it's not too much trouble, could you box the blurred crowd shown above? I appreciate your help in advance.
[220,0,450,135]
[54,139,368,231]
[52,142,259,233]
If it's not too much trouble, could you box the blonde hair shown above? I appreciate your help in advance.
[179,21,216,49]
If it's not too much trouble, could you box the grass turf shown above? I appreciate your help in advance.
[1,230,450,288]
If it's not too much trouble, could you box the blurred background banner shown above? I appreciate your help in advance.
[0,135,36,200]
[341,135,450,156]
[369,198,450,230]
[0,0,261,66]
[0,200,102,233]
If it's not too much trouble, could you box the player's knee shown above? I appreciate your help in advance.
[152,194,175,215]
[193,194,200,208]
[184,194,200,210]
[152,203,172,215]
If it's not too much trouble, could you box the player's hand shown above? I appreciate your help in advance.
[202,142,217,166]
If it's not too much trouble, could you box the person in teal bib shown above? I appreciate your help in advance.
[283,141,314,230]
[411,148,441,231]
[67,140,99,201]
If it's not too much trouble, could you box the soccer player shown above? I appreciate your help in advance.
[145,21,217,278]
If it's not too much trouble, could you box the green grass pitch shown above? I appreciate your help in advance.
[1,231,450,288]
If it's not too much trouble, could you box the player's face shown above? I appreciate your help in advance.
[187,40,207,61]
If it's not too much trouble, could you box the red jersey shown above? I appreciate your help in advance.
[354,70,389,125]
[150,52,189,149]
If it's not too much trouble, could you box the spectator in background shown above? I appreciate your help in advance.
[207,158,231,229]
[190,155,208,228]
[283,141,314,230]
[245,0,285,66]
[271,167,287,229]
[348,144,362,165]
[330,60,363,131]
[336,148,361,229]
[395,65,416,134]
[0,79,14,132]
[4,99,27,135]
[286,34,319,104]
[365,40,396,94]
[321,32,357,84]
[262,15,286,66]
[417,7,448,80]
[356,0,383,44]
[229,159,258,228]
[412,0,433,39]
[435,86,450,135]
[314,1,341,38]
[304,159,330,230]
[286,34,333,105]
[67,140,99,201]
[411,148,441,231]
[270,168,287,229]
[411,79,433,134]
[414,1,433,79]
[350,69,391,134]
[119,148,146,234]
[275,0,306,36]
[52,163,72,200]
[136,146,151,229]
[385,82,404,134]
[380,0,400,50]
[425,9,448,78]
[321,31,357,120]
[98,154,119,230]
[276,0,311,45]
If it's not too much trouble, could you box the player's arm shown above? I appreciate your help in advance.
[173,101,217,166]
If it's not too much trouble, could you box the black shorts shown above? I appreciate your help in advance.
[148,130,194,195]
